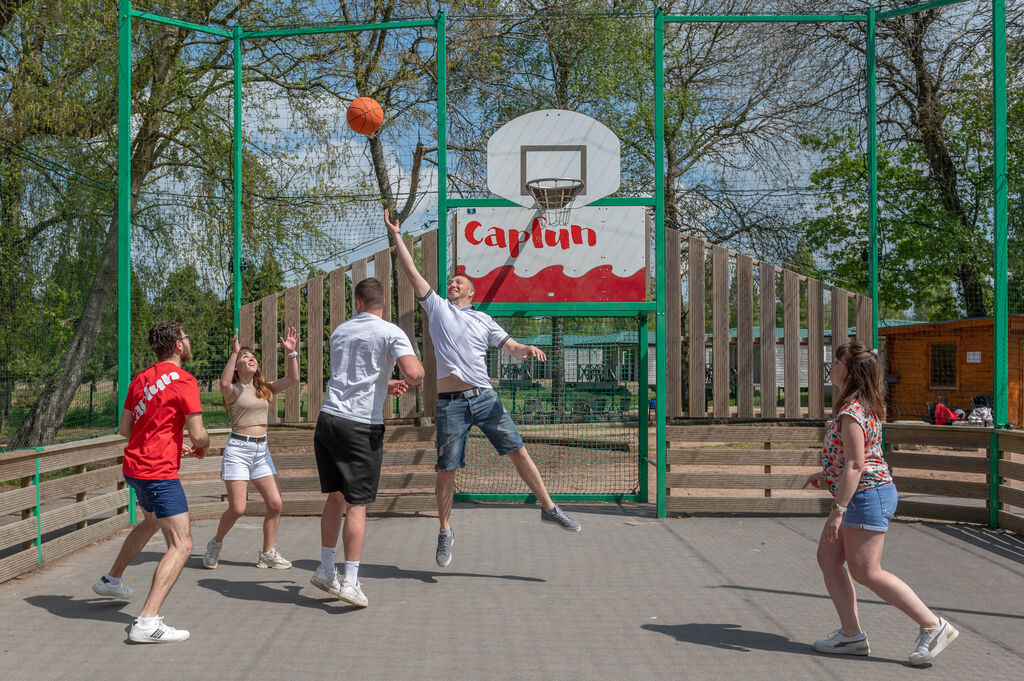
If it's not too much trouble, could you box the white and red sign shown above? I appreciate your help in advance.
[455,206,646,303]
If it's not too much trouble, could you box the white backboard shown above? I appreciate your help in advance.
[486,110,620,209]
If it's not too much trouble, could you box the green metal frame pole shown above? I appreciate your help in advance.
[990,0,1008,528]
[436,12,448,290]
[117,0,132,418]
[638,314,649,502]
[867,8,879,349]
[232,25,243,329]
[118,0,137,521]
[654,9,667,518]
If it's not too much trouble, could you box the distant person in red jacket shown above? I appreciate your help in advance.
[91,321,209,643]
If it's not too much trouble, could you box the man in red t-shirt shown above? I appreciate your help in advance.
[91,321,209,643]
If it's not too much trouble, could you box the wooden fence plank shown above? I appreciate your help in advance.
[261,294,279,425]
[998,459,1024,482]
[807,279,824,419]
[896,501,988,524]
[998,485,1024,508]
[712,246,730,418]
[239,303,255,348]
[831,288,849,406]
[307,276,324,420]
[892,476,988,499]
[665,230,682,418]
[856,294,873,346]
[666,424,826,443]
[668,472,812,489]
[666,449,820,466]
[284,285,302,423]
[328,267,347,334]
[886,452,989,474]
[398,236,417,418]
[0,486,36,516]
[783,270,800,418]
[667,497,831,514]
[760,263,777,418]
[688,237,706,417]
[351,259,368,312]
[736,254,754,418]
[883,424,991,449]
[421,232,439,417]
[997,510,1024,535]
[999,430,1024,454]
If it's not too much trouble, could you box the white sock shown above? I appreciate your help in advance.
[343,561,359,584]
[135,615,159,630]
[320,546,336,573]
[104,574,122,586]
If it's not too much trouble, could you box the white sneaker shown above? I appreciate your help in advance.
[310,565,342,598]
[338,579,369,608]
[202,538,222,569]
[256,548,292,569]
[909,618,959,665]
[92,576,133,599]
[812,629,870,655]
[127,617,190,643]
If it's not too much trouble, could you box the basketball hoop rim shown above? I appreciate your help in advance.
[525,177,585,211]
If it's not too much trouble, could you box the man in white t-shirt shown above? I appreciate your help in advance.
[310,277,424,607]
[386,210,581,569]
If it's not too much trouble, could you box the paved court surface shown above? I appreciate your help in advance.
[0,505,1021,681]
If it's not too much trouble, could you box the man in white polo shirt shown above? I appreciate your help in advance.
[310,277,424,607]
[385,210,580,569]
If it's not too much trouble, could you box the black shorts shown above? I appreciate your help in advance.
[314,412,385,505]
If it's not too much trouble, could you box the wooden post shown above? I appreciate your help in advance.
[783,270,800,418]
[808,279,825,419]
[665,230,682,418]
[261,294,279,424]
[284,285,302,423]
[328,267,347,335]
[688,237,706,416]
[398,236,417,418]
[307,276,324,420]
[712,246,730,417]
[421,232,438,418]
[760,263,777,418]
[239,303,255,348]
[832,288,850,406]
[736,254,754,418]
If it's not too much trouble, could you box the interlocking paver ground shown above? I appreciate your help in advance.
[0,505,1021,680]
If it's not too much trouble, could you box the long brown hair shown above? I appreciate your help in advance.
[833,341,886,420]
[233,347,274,402]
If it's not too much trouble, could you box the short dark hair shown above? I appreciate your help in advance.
[354,277,386,310]
[148,321,184,359]
[452,273,475,290]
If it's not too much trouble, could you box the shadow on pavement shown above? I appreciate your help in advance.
[24,595,132,623]
[641,622,907,666]
[925,522,1024,566]
[291,559,546,584]
[197,578,360,613]
[710,584,1024,621]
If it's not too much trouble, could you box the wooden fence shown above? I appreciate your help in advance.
[0,427,438,585]
[665,232,873,420]
[238,230,440,425]
[665,422,1024,530]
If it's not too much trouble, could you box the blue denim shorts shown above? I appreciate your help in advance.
[842,481,898,533]
[124,475,189,519]
[436,389,525,470]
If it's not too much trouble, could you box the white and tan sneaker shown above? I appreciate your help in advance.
[909,618,958,665]
[92,576,133,599]
[310,565,343,598]
[128,617,190,643]
[256,548,292,569]
[202,538,222,569]
[338,579,368,608]
[812,629,870,655]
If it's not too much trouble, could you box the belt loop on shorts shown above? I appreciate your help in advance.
[437,387,486,401]
[229,432,267,443]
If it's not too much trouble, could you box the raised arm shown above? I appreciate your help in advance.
[385,209,431,299]
[220,329,242,404]
[269,327,300,394]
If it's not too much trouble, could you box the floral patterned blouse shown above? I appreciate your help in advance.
[821,399,892,496]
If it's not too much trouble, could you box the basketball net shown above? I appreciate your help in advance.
[525,178,585,226]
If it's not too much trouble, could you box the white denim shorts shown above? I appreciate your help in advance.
[221,435,277,481]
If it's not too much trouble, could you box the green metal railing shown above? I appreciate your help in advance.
[115,1,1010,519]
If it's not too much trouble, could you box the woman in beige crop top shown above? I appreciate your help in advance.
[201,328,300,570]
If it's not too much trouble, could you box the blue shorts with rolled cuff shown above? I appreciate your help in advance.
[436,389,525,471]
[123,474,189,519]
[841,481,898,533]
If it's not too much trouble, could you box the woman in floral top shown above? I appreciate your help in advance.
[803,342,957,665]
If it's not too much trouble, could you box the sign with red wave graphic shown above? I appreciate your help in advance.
[456,207,647,303]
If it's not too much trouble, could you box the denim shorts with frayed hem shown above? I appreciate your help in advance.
[436,389,525,471]
[842,481,898,533]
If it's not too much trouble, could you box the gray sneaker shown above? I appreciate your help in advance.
[92,576,133,599]
[909,618,958,665]
[202,538,222,569]
[256,548,292,569]
[310,565,342,598]
[436,529,454,567]
[541,505,581,531]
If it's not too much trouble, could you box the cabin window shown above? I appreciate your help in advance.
[929,343,957,388]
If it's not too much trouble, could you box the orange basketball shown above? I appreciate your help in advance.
[347,97,384,135]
